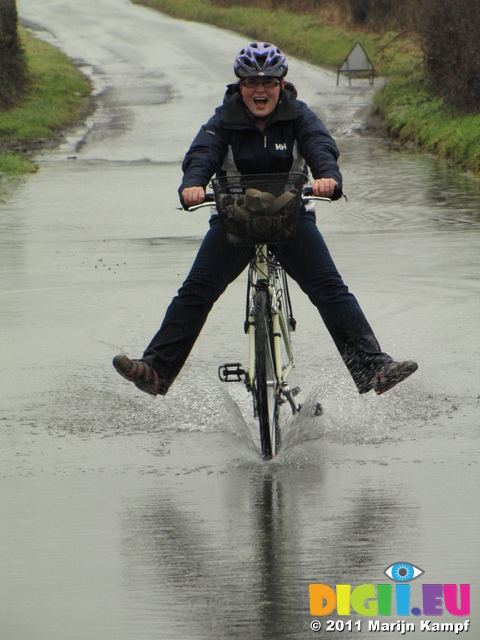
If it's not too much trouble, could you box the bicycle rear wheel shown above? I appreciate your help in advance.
[255,289,280,459]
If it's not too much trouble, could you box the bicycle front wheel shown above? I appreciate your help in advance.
[255,289,280,459]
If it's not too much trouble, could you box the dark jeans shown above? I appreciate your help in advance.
[143,213,391,394]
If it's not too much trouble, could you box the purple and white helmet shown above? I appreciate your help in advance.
[234,42,288,79]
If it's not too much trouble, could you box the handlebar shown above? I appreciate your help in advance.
[302,184,343,201]
[187,184,343,212]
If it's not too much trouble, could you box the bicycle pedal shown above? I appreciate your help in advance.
[291,386,301,397]
[218,362,245,382]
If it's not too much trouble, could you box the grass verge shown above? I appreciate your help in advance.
[134,0,480,177]
[0,27,91,187]
[373,76,480,175]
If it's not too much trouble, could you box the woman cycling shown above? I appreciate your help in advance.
[113,42,417,397]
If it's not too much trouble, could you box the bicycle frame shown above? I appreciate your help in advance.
[246,245,297,416]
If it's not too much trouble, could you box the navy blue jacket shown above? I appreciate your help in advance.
[179,84,342,201]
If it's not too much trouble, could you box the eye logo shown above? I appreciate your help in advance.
[384,562,424,582]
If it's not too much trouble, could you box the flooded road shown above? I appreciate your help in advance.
[2,1,479,638]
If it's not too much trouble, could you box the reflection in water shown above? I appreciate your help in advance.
[122,462,411,640]
[250,471,296,640]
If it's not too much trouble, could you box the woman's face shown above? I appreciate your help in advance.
[239,77,282,118]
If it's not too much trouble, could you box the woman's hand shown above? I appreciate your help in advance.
[181,186,205,209]
[312,178,338,198]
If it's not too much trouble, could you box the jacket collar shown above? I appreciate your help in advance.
[222,87,298,130]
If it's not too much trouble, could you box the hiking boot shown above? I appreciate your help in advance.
[373,360,418,395]
[113,354,166,396]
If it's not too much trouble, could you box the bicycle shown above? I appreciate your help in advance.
[189,173,334,459]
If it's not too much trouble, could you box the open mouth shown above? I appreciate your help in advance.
[254,97,268,106]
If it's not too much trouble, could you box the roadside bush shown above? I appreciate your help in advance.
[348,0,415,28]
[0,0,27,110]
[415,0,480,113]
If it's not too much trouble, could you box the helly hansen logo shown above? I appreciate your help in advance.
[275,143,287,151]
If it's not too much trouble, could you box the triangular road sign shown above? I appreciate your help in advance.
[337,42,375,86]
